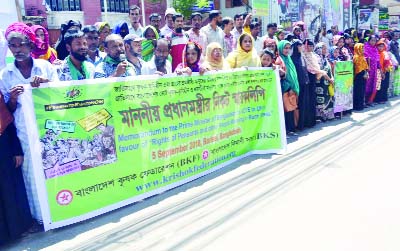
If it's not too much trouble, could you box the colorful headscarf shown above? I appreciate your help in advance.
[182,41,202,72]
[141,25,160,62]
[226,33,261,68]
[94,22,110,34]
[376,38,392,72]
[353,43,368,75]
[30,25,57,63]
[278,40,299,94]
[332,35,343,46]
[329,46,339,62]
[113,21,129,38]
[202,42,230,71]
[5,22,36,43]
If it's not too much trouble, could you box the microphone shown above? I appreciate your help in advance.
[119,53,127,62]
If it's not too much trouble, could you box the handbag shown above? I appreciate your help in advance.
[0,93,14,135]
[282,92,298,112]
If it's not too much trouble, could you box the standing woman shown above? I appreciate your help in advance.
[353,43,369,110]
[374,38,392,104]
[302,39,325,125]
[314,42,335,121]
[0,91,33,244]
[31,25,58,63]
[364,35,380,106]
[226,33,261,68]
[277,40,300,135]
[291,39,312,129]
[332,35,350,61]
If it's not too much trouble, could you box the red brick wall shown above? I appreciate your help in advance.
[81,0,102,25]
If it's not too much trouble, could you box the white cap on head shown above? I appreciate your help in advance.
[165,7,176,17]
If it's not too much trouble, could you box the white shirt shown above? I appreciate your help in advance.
[200,24,224,48]
[0,58,58,221]
[142,56,172,75]
[129,24,144,37]
[160,25,174,38]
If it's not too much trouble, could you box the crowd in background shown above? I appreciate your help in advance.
[1,4,400,245]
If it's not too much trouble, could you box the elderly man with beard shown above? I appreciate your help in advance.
[57,30,95,81]
[185,12,206,57]
[94,34,136,78]
[200,10,224,48]
[124,34,145,75]
[142,38,172,75]
[0,22,58,227]
[82,25,106,67]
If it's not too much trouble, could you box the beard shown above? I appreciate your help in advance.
[71,50,87,62]
[155,56,167,68]
[175,27,183,33]
[217,21,223,27]
[129,48,141,58]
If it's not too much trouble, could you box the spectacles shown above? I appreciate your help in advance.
[8,42,31,49]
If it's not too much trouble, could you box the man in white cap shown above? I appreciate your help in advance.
[160,7,176,38]
[124,34,145,75]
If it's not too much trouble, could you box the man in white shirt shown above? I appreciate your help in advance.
[250,22,263,55]
[128,5,144,36]
[231,13,244,44]
[142,38,172,75]
[0,22,59,224]
[200,10,224,49]
[160,8,176,38]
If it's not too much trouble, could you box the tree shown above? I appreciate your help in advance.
[172,0,211,20]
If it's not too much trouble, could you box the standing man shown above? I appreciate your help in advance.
[265,23,278,40]
[82,25,106,67]
[200,10,224,48]
[94,34,136,78]
[128,5,144,36]
[250,22,263,55]
[124,34,145,75]
[231,13,244,44]
[185,12,207,57]
[0,22,58,226]
[142,38,172,75]
[57,30,95,81]
[222,17,234,57]
[170,13,189,71]
[149,13,162,34]
[160,8,176,38]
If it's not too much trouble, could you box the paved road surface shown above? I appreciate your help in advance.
[4,97,400,251]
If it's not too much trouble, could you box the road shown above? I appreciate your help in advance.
[4,97,400,251]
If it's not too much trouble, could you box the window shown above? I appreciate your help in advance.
[46,0,81,11]
[232,0,244,7]
[101,0,130,13]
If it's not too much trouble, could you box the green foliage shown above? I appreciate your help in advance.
[173,0,210,20]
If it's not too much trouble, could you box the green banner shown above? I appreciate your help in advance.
[334,61,354,113]
[26,69,285,229]
[253,0,269,17]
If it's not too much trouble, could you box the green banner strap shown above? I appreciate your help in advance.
[30,69,285,229]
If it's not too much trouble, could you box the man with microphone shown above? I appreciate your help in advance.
[94,34,136,78]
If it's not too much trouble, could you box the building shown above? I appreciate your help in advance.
[23,0,167,45]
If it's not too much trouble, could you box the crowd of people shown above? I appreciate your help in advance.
[0,4,399,245]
